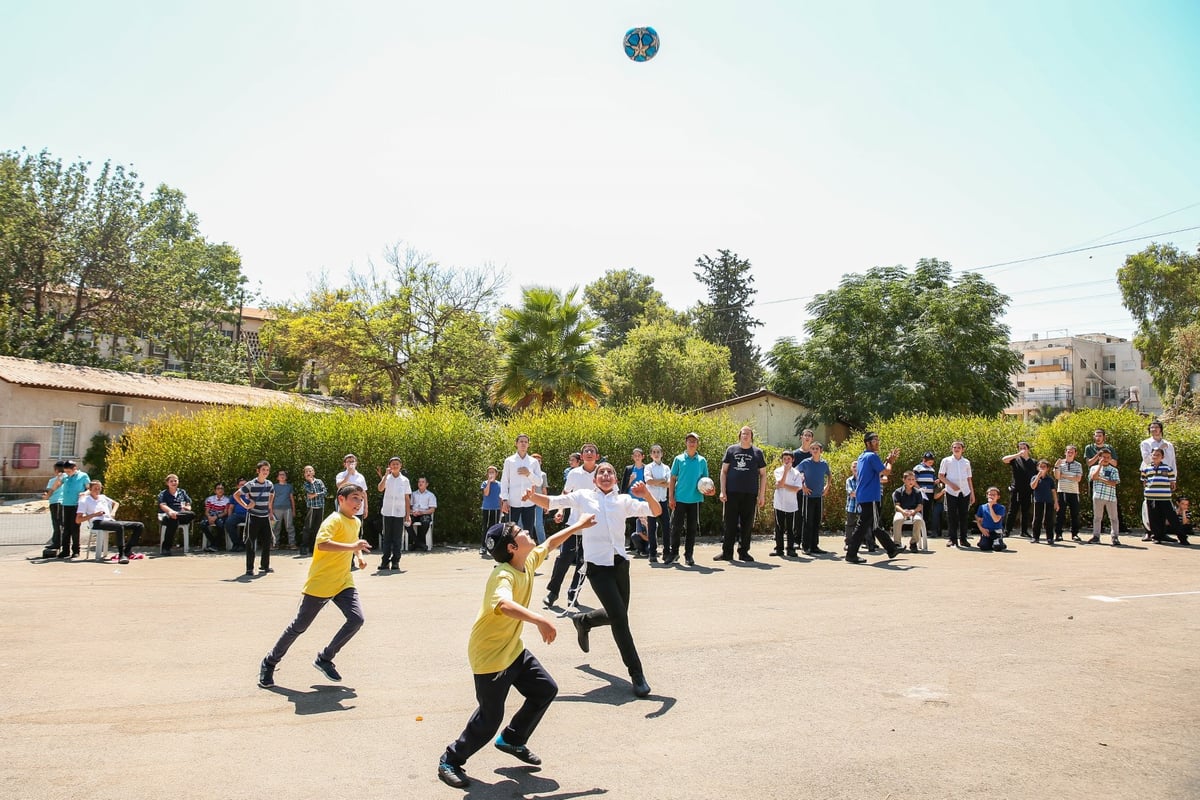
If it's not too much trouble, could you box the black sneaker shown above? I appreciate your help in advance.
[737,553,755,562]
[313,655,342,681]
[712,553,731,561]
[542,592,558,608]
[494,737,542,765]
[572,615,590,653]
[437,760,469,789]
[258,659,275,688]
[632,676,651,697]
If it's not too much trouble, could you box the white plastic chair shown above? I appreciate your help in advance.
[158,514,191,553]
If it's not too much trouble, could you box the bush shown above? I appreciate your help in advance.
[104,403,764,542]
[104,404,1195,544]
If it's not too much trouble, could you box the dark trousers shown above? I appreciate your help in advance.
[801,496,824,552]
[481,508,501,551]
[578,556,643,679]
[946,494,972,544]
[226,515,247,549]
[1055,492,1080,535]
[407,514,433,550]
[61,506,80,555]
[774,509,797,553]
[847,501,893,558]
[381,515,404,564]
[1147,499,1181,542]
[49,502,63,548]
[443,649,557,768]
[161,511,196,551]
[645,507,669,558]
[266,587,364,666]
[199,518,226,550]
[721,491,757,557]
[545,529,585,602]
[1005,489,1033,534]
[508,505,537,532]
[300,507,323,555]
[668,502,699,561]
[922,498,943,537]
[245,515,272,572]
[1032,501,1055,540]
[92,519,144,557]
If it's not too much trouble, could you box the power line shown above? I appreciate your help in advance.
[968,224,1200,273]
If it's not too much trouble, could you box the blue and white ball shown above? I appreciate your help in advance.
[623,26,660,62]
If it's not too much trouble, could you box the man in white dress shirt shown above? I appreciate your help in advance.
[500,434,543,533]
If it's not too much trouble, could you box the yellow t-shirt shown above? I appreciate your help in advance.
[466,545,548,674]
[302,511,361,598]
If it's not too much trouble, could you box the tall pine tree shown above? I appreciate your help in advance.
[693,249,764,395]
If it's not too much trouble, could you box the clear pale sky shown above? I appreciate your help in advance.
[4,1,1198,354]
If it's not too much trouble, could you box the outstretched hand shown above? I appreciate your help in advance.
[574,513,597,529]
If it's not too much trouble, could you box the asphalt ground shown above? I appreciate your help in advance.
[2,532,1197,800]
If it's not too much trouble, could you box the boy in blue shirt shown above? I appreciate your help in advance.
[975,487,1007,551]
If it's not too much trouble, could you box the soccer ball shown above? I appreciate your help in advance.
[697,477,715,495]
[623,26,660,62]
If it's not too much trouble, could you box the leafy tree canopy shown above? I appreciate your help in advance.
[0,148,248,378]
[692,249,764,394]
[265,243,504,406]
[767,259,1021,430]
[492,285,604,410]
[1117,242,1200,410]
[583,268,680,351]
[603,318,735,408]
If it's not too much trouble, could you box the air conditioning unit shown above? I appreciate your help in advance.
[105,403,133,424]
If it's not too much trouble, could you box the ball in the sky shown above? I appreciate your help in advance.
[623,27,660,62]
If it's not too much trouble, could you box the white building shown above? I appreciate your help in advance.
[1006,332,1162,418]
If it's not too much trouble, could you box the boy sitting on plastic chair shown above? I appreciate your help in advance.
[975,486,1007,551]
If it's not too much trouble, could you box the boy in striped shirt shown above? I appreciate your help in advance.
[1140,449,1180,544]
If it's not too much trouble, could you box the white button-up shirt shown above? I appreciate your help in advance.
[379,473,411,518]
[644,460,670,502]
[500,453,544,508]
[938,455,973,497]
[548,487,650,566]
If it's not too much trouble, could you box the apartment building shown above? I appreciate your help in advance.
[1006,332,1162,418]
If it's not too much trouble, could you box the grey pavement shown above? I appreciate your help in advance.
[1,533,1197,800]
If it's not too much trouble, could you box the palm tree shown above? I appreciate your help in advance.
[491,286,605,409]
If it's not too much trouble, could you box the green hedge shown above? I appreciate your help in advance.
[103,403,762,542]
[103,404,1194,544]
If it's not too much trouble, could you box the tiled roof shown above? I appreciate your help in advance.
[0,356,349,410]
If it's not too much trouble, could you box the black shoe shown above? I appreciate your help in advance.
[685,557,695,566]
[946,540,956,547]
[391,562,399,569]
[1032,535,1040,543]
[1087,536,1100,544]
[1071,534,1083,543]
[811,547,828,555]
[662,555,675,564]
[959,539,972,549]
[245,570,254,576]
[866,547,878,554]
[437,760,469,789]
[887,545,900,559]
[260,567,274,573]
[313,655,342,681]
[258,659,275,688]
[738,553,755,562]
[543,592,558,608]
[712,553,731,561]
[572,615,590,653]
[632,676,651,697]
[786,550,798,557]
[909,543,919,553]
[494,738,541,765]
[846,556,866,564]
[769,550,783,557]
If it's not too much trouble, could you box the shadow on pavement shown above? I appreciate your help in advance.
[266,684,357,714]
[558,664,676,719]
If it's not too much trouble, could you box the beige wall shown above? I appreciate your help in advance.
[708,395,845,449]
[0,384,202,494]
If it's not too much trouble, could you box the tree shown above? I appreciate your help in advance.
[0,149,249,376]
[266,244,504,406]
[1117,242,1200,405]
[767,259,1021,430]
[603,319,735,408]
[692,249,764,394]
[492,286,604,410]
[583,268,680,351]
[1157,321,1200,416]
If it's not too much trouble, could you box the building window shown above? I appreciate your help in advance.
[1027,359,1036,365]
[51,420,77,459]
[1103,356,1116,371]
[1102,387,1117,401]
[149,341,168,357]
[1016,381,1026,388]
[1080,358,1087,369]
[1121,360,1135,371]
[1085,380,1099,398]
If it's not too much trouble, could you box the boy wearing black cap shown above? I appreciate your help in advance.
[437,508,596,789]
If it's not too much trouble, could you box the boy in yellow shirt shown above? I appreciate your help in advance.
[258,485,372,688]
[437,504,596,789]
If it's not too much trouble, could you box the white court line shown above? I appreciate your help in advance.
[1086,590,1200,603]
